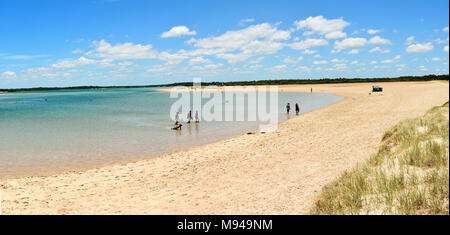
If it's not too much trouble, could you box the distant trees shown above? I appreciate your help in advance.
[1,74,448,92]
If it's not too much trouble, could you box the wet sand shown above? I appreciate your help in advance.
[0,81,448,214]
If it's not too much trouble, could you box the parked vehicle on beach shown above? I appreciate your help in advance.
[372,86,383,92]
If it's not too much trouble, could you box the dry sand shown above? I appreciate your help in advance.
[0,81,448,215]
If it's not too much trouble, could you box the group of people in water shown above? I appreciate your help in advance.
[172,102,301,130]
[172,103,300,130]
[286,102,301,115]
[172,110,199,130]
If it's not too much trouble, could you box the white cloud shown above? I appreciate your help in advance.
[332,63,347,70]
[334,37,367,51]
[72,49,84,54]
[51,57,97,69]
[248,64,262,70]
[418,65,427,71]
[239,18,255,26]
[187,23,290,63]
[369,47,390,54]
[368,36,392,45]
[147,64,174,73]
[350,60,358,64]
[191,23,290,50]
[443,27,449,32]
[1,71,16,78]
[374,65,390,69]
[158,51,188,65]
[380,55,400,64]
[406,42,434,53]
[249,57,264,64]
[367,29,381,35]
[161,26,197,38]
[325,31,347,39]
[283,56,303,64]
[118,61,134,66]
[347,49,359,54]
[302,31,314,37]
[396,64,406,71]
[289,38,328,50]
[313,60,328,65]
[265,64,287,72]
[435,38,447,44]
[301,49,317,54]
[216,53,252,64]
[331,58,347,63]
[296,66,312,72]
[87,40,159,60]
[188,56,212,65]
[405,36,415,45]
[294,16,349,39]
[444,45,449,53]
[192,63,224,71]
[86,40,186,64]
[1,54,49,60]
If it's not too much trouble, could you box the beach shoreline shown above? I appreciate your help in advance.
[0,81,448,214]
[0,89,342,180]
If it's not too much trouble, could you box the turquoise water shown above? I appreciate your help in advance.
[0,88,342,178]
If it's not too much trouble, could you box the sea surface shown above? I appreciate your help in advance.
[0,88,343,178]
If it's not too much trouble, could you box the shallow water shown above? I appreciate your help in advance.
[0,88,342,178]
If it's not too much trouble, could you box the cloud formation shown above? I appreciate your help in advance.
[294,16,349,39]
[334,37,367,51]
[406,42,434,53]
[1,71,16,78]
[367,29,381,35]
[161,26,197,38]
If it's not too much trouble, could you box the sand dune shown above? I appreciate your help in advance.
[1,81,448,214]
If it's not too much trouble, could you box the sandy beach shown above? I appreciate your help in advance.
[0,81,448,215]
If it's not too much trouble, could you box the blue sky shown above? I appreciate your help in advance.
[0,0,448,88]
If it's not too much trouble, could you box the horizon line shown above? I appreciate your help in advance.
[1,74,448,92]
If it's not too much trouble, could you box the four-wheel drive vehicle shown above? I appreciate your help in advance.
[372,86,383,92]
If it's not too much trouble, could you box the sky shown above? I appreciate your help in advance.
[0,0,449,88]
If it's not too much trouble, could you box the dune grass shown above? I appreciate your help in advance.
[311,102,449,215]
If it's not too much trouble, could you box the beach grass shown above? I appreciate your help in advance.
[311,101,449,215]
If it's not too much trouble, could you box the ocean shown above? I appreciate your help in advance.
[0,88,343,178]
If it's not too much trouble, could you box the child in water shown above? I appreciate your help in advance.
[172,121,183,130]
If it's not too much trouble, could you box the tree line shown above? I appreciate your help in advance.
[1,74,448,92]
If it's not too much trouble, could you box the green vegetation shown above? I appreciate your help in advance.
[311,102,449,215]
[1,74,448,92]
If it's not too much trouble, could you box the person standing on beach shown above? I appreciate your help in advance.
[175,112,179,125]
[286,103,291,114]
[295,103,300,115]
[187,110,192,123]
[311,88,313,93]
[195,110,199,123]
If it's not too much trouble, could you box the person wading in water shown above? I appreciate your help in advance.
[187,110,192,124]
[195,110,199,123]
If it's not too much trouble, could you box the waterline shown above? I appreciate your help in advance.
[0,88,342,178]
